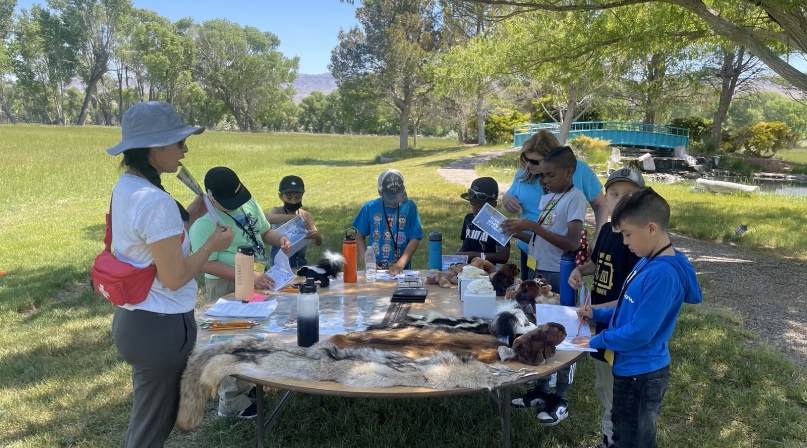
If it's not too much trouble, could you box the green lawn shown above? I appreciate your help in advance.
[1,126,806,447]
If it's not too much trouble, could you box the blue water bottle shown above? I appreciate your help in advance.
[559,252,576,306]
[429,232,442,270]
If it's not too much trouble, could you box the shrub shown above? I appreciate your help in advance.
[469,108,530,144]
[729,121,802,157]
[668,116,712,143]
[568,135,611,165]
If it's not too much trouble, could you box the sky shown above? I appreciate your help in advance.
[14,0,360,74]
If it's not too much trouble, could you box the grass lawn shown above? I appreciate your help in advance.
[1,126,806,447]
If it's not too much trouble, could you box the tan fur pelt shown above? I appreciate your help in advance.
[177,338,536,431]
[328,327,503,363]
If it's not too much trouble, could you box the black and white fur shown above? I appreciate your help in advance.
[296,251,345,287]
[489,300,537,345]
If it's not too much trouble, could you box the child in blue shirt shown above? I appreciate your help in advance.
[573,187,702,448]
[352,169,423,275]
[567,168,645,448]
[501,146,587,426]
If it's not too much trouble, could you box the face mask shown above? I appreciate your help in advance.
[283,201,303,212]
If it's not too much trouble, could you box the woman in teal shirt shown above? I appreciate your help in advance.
[502,130,608,279]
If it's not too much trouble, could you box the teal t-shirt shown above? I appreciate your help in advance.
[189,197,271,279]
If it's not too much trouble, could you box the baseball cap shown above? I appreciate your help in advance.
[604,168,646,190]
[377,169,408,205]
[461,177,499,202]
[204,167,252,210]
[279,175,305,193]
[107,101,204,155]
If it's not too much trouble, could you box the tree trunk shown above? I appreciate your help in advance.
[117,68,124,124]
[77,63,106,126]
[476,94,486,145]
[398,105,409,150]
[413,120,419,148]
[711,47,744,149]
[0,101,14,123]
[557,85,578,145]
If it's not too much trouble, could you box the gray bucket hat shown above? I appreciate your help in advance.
[106,101,204,155]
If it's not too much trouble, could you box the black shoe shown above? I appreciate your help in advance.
[537,395,568,426]
[511,388,551,409]
[218,401,258,419]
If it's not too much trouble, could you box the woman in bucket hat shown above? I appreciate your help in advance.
[106,101,234,447]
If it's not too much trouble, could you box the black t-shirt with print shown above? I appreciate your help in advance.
[590,222,640,361]
[459,213,501,254]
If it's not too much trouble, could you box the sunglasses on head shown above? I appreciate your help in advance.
[466,189,496,201]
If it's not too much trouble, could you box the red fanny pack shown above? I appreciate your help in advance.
[91,199,157,306]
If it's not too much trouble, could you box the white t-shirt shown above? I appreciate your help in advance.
[528,186,587,272]
[111,173,196,314]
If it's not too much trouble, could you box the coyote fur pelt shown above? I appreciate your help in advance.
[177,338,536,431]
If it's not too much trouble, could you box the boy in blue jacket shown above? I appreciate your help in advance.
[573,187,702,448]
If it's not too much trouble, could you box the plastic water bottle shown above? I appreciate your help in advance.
[296,277,319,347]
[365,246,377,283]
[559,252,576,306]
[428,232,442,270]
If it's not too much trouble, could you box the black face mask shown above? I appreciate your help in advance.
[283,201,303,212]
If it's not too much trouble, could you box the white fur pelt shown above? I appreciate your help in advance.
[177,338,536,430]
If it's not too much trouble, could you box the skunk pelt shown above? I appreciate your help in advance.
[489,300,537,345]
[366,311,490,334]
[296,250,345,287]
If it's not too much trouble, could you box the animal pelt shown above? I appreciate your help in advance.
[488,300,537,345]
[534,275,560,305]
[505,280,542,324]
[296,251,344,287]
[498,323,567,366]
[425,270,456,288]
[327,326,504,363]
[370,311,492,334]
[177,338,536,430]
[470,257,496,275]
[490,263,520,296]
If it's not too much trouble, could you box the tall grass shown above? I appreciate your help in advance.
[1,126,806,447]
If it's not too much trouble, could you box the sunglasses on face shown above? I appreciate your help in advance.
[466,189,496,201]
[524,157,542,166]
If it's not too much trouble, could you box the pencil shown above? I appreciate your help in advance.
[576,291,590,337]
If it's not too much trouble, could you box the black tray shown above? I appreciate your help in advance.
[391,288,428,303]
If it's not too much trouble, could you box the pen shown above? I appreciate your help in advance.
[576,291,590,337]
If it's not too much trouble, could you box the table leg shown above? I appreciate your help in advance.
[488,388,512,448]
[254,386,293,448]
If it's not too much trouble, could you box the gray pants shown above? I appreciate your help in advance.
[204,277,255,415]
[594,358,615,444]
[112,308,196,448]
[536,362,575,398]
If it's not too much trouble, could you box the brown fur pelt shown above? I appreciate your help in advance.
[177,338,536,430]
[328,326,503,363]
[506,322,567,366]
[490,263,520,296]
[511,280,541,324]
[470,257,496,275]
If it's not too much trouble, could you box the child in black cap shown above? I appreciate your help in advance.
[457,177,510,264]
[266,175,323,269]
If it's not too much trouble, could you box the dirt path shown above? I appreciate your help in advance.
[440,150,807,368]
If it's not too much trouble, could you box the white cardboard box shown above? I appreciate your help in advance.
[457,276,483,302]
[463,291,496,318]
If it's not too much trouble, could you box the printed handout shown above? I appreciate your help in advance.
[471,202,512,246]
[205,298,278,319]
[264,251,297,291]
[534,304,596,352]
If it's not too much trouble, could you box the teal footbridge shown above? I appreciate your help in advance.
[513,121,689,151]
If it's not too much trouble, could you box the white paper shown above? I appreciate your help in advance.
[534,304,596,352]
[205,298,278,318]
[471,203,512,246]
[264,251,297,291]
[176,164,203,195]
[202,193,221,226]
[375,270,418,280]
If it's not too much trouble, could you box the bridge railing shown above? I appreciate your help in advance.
[513,121,690,137]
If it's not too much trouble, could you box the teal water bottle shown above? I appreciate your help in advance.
[429,232,442,270]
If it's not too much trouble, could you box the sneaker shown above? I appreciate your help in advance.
[586,435,614,448]
[217,401,258,419]
[536,395,568,426]
[511,388,551,409]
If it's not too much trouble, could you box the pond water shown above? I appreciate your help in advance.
[710,177,807,197]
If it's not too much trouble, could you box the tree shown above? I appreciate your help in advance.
[461,0,807,93]
[331,0,441,150]
[0,0,17,122]
[193,19,298,131]
[298,91,327,132]
[51,0,133,125]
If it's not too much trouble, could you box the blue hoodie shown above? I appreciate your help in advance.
[588,249,702,376]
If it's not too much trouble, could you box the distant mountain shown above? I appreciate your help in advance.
[292,73,338,103]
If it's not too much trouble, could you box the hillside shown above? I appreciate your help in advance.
[292,73,338,103]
